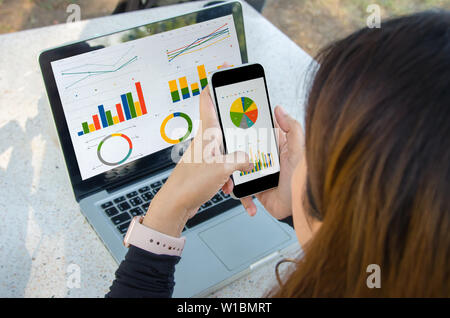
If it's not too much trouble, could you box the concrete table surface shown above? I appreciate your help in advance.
[0,0,313,297]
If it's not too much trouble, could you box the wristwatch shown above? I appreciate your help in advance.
[123,216,186,257]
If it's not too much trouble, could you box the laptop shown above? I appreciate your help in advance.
[39,1,297,297]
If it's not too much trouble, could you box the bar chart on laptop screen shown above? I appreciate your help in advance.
[162,15,240,105]
[50,14,242,180]
[75,81,148,136]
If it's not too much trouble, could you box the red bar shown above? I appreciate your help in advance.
[116,103,125,122]
[92,115,101,130]
[135,82,147,115]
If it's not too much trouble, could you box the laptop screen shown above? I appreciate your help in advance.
[50,14,242,180]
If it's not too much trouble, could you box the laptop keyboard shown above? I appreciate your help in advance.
[99,177,240,236]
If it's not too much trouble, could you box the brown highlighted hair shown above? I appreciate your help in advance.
[275,11,450,297]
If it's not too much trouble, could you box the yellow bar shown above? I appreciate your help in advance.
[191,83,199,90]
[250,148,257,171]
[134,101,142,117]
[197,65,207,79]
[113,116,119,124]
[179,77,188,89]
[88,123,95,132]
[169,80,178,92]
[217,64,234,70]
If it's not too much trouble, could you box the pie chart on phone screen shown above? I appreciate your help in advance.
[230,97,258,129]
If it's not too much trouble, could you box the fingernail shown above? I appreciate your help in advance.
[277,106,287,117]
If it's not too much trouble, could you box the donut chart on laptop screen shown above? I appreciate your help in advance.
[97,133,133,166]
[160,112,193,144]
[50,14,242,180]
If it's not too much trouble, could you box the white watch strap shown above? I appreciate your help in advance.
[123,216,185,256]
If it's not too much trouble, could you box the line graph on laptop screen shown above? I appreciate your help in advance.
[51,14,241,180]
[166,22,231,63]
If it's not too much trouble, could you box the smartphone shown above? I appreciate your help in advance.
[210,63,280,198]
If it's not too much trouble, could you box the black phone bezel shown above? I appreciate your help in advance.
[210,63,280,198]
[39,2,247,202]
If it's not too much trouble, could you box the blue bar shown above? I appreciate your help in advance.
[98,105,108,128]
[77,131,84,136]
[121,94,131,120]
[182,93,190,99]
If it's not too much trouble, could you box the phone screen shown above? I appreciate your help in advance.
[214,77,280,186]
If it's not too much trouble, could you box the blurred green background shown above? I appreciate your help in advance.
[0,0,449,56]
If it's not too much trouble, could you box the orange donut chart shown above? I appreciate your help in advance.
[160,112,193,144]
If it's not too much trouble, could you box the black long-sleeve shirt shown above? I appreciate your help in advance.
[106,216,294,298]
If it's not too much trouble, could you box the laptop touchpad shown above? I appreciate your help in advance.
[198,210,291,271]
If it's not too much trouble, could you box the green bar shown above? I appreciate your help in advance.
[126,92,137,118]
[171,90,181,102]
[82,122,89,134]
[181,87,190,96]
[106,110,114,126]
[200,78,208,89]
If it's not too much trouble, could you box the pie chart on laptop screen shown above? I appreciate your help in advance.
[230,97,258,129]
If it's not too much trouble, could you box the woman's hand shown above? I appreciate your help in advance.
[143,86,253,237]
[222,106,305,220]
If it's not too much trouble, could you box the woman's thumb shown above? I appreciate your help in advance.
[274,106,304,144]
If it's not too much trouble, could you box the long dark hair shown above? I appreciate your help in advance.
[274,11,450,297]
